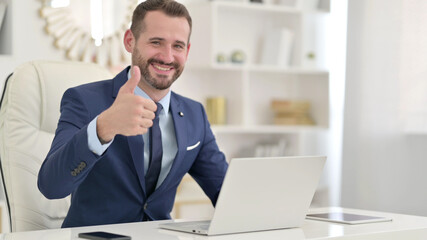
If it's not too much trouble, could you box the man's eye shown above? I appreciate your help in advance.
[175,45,184,49]
[151,41,160,45]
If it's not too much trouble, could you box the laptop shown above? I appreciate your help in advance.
[159,156,326,235]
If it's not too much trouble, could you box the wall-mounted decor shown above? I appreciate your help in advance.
[39,0,137,67]
[0,0,7,31]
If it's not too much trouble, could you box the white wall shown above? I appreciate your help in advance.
[0,0,66,93]
[342,0,427,216]
[326,0,347,207]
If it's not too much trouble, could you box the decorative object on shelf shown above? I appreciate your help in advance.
[206,97,227,125]
[271,99,315,125]
[39,0,137,67]
[216,53,227,63]
[307,51,316,60]
[230,50,246,64]
[0,0,6,31]
[235,139,288,158]
[276,0,299,7]
[254,139,287,157]
[261,28,294,67]
[277,0,320,10]
[299,0,320,10]
[305,51,317,68]
[250,0,263,3]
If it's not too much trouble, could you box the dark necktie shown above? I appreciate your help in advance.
[145,102,163,197]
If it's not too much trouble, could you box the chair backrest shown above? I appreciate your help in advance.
[0,60,113,232]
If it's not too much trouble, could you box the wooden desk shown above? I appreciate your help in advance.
[1,208,427,239]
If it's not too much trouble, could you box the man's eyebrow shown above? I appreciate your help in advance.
[148,37,187,47]
[149,37,165,42]
[175,40,187,46]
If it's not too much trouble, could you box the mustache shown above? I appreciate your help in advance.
[148,59,180,69]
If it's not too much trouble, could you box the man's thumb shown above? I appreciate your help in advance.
[120,66,141,94]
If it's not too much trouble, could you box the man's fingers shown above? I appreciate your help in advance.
[120,66,141,94]
[141,108,156,120]
[110,66,162,137]
[142,98,158,112]
[139,118,154,129]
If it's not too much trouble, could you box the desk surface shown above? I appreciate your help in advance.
[1,208,427,240]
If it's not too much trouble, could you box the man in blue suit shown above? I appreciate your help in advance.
[37,0,228,228]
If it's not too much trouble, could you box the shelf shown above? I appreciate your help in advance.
[187,1,329,70]
[305,9,330,14]
[211,125,327,134]
[187,63,328,75]
[212,1,302,14]
[247,65,328,74]
[182,0,331,152]
[210,1,330,14]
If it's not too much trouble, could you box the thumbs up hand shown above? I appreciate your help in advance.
[119,65,142,94]
[97,66,157,143]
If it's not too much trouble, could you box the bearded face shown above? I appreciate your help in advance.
[127,11,190,92]
[132,46,184,90]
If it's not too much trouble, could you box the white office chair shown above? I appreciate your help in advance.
[0,60,113,232]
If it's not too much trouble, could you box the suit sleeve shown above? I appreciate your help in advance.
[188,104,228,206]
[38,88,103,199]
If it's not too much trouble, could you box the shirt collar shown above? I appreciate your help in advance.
[127,68,171,114]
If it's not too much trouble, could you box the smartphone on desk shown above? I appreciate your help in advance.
[78,231,131,240]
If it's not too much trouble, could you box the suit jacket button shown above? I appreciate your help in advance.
[71,171,77,176]
[78,162,86,171]
[144,203,148,210]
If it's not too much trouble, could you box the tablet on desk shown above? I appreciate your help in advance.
[306,212,392,224]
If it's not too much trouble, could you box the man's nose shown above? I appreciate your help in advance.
[158,46,174,64]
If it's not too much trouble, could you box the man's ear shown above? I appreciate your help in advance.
[124,29,135,53]
[186,42,191,58]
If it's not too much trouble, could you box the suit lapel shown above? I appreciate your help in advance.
[112,66,130,98]
[113,70,187,197]
[127,136,146,195]
[113,66,147,195]
[151,92,187,196]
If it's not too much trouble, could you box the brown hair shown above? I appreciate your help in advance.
[130,0,192,41]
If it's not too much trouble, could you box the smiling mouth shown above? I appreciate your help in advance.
[153,64,172,71]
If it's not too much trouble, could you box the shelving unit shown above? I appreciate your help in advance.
[174,0,330,155]
[172,0,331,216]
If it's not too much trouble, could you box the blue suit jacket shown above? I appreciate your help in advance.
[37,67,228,228]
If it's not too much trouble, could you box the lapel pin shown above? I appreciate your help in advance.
[179,112,184,117]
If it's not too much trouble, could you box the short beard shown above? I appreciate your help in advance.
[132,48,184,90]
